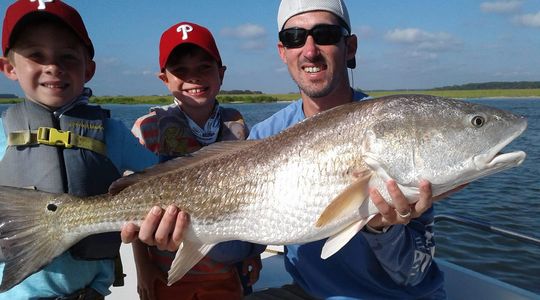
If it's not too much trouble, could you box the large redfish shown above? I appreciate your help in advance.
[0,95,527,291]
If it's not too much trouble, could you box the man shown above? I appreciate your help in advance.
[123,0,459,298]
[245,0,455,299]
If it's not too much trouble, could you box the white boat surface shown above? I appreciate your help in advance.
[109,215,540,300]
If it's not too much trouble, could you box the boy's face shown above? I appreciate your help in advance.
[0,21,95,108]
[159,47,224,110]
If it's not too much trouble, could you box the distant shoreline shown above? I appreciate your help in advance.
[1,89,539,104]
[364,89,540,99]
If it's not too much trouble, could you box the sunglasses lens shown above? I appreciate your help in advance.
[279,29,307,48]
[279,25,347,48]
[312,26,343,45]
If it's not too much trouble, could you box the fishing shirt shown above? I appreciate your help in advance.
[248,90,446,300]
[0,114,158,299]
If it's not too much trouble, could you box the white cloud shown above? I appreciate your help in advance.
[513,11,540,27]
[221,23,268,51]
[384,28,460,52]
[354,25,375,39]
[385,28,428,43]
[239,40,266,50]
[275,66,289,73]
[408,51,439,60]
[100,57,120,65]
[480,0,523,14]
[221,23,266,39]
[121,69,155,76]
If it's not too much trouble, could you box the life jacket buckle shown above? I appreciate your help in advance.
[37,127,73,148]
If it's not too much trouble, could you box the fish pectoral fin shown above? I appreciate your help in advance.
[167,241,216,286]
[321,216,374,259]
[315,171,371,228]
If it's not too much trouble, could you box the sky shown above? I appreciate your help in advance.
[1,0,540,97]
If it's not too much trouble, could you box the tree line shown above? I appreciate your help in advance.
[433,81,540,90]
[219,90,263,95]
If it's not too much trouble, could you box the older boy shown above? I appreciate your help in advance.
[0,1,157,298]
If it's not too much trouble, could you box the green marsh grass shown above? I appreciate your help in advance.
[366,89,540,99]
[1,89,538,105]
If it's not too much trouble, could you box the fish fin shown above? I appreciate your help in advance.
[320,215,375,259]
[167,241,216,286]
[0,186,70,292]
[315,171,372,228]
[109,140,261,195]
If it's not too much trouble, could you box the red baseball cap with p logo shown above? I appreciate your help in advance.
[2,0,94,58]
[159,21,222,70]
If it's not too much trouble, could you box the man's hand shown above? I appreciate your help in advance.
[367,180,432,230]
[367,180,467,231]
[121,205,189,251]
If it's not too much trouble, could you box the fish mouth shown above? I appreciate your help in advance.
[473,117,527,176]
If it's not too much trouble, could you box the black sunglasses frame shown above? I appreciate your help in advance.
[279,24,350,49]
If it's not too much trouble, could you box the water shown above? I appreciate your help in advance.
[0,98,538,293]
[100,102,290,131]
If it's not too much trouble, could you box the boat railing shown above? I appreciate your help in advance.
[434,214,540,246]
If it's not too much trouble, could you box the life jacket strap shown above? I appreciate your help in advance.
[8,127,107,156]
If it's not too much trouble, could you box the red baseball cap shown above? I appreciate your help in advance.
[159,21,222,70]
[2,0,94,58]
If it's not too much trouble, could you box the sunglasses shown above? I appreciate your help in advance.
[279,24,349,48]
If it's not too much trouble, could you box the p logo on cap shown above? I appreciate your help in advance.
[31,0,54,10]
[176,24,193,40]
[159,21,222,70]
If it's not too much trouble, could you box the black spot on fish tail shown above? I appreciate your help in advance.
[0,186,65,292]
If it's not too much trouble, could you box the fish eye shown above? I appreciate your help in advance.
[471,116,485,128]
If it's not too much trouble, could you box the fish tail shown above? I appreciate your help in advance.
[0,186,66,292]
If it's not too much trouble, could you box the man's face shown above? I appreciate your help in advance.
[3,22,94,108]
[278,11,355,98]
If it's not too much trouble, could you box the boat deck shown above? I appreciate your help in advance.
[109,244,539,299]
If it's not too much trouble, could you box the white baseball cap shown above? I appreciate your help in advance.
[277,0,351,32]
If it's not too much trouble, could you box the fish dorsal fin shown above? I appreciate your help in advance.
[315,170,371,228]
[109,140,260,195]
[168,241,216,285]
[321,215,375,259]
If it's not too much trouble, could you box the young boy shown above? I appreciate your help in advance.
[131,21,264,300]
[0,0,157,298]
